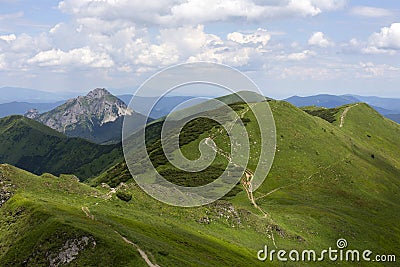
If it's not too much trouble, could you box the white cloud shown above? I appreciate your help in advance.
[58,0,346,26]
[160,25,223,56]
[169,0,346,23]
[308,32,334,48]
[340,38,363,54]
[187,46,255,66]
[357,62,400,77]
[351,6,392,18]
[365,23,400,53]
[0,33,52,72]
[287,50,316,60]
[268,65,333,80]
[9,33,51,53]
[227,28,271,47]
[349,38,360,47]
[0,34,16,43]
[28,47,114,68]
[274,50,316,61]
[134,43,179,67]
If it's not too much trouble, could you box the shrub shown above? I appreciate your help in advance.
[116,191,132,202]
[303,108,339,123]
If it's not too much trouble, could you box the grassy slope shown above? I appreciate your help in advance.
[0,164,264,266]
[90,100,399,266]
[0,115,123,179]
[249,101,400,256]
[1,100,399,266]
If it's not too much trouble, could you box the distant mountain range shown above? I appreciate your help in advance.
[0,101,65,118]
[0,95,198,120]
[0,89,398,145]
[285,94,400,123]
[0,87,72,103]
[118,94,206,119]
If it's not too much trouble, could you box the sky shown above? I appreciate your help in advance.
[0,0,399,99]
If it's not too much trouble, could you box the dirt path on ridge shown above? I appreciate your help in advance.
[81,206,161,267]
[340,104,359,128]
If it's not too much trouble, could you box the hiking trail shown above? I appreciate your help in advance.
[340,104,359,128]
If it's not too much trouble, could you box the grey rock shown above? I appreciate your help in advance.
[48,236,96,267]
[0,174,15,208]
[24,108,39,119]
[25,88,134,143]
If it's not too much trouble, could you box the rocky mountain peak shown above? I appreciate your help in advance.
[25,88,135,143]
[86,88,111,99]
[24,109,39,119]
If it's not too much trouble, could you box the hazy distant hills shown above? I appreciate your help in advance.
[0,95,204,120]
[354,95,400,113]
[285,94,358,108]
[386,114,400,123]
[0,90,207,143]
[0,87,72,103]
[1,86,399,124]
[0,101,65,118]
[118,94,206,119]
[285,94,400,123]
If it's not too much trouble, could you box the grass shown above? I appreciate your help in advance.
[302,106,340,123]
[1,94,400,266]
[0,115,123,180]
[0,164,267,266]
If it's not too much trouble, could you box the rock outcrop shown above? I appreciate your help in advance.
[25,88,135,143]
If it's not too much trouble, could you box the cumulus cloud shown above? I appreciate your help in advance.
[0,0,348,76]
[159,26,267,66]
[58,0,346,25]
[22,20,268,71]
[160,25,223,56]
[351,6,392,18]
[340,38,363,54]
[365,23,400,53]
[0,32,52,72]
[188,46,255,66]
[28,47,114,68]
[287,50,316,60]
[274,50,316,61]
[308,32,334,48]
[0,34,16,43]
[268,65,333,80]
[357,61,400,77]
[134,43,179,67]
[227,28,270,47]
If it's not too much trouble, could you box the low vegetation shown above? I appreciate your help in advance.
[1,96,400,266]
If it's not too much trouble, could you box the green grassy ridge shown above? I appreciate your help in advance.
[0,115,65,138]
[302,106,340,123]
[130,99,400,263]
[249,101,400,258]
[0,164,274,266]
[0,165,144,266]
[0,115,123,180]
[2,97,399,266]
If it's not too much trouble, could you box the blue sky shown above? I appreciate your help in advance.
[0,0,399,98]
